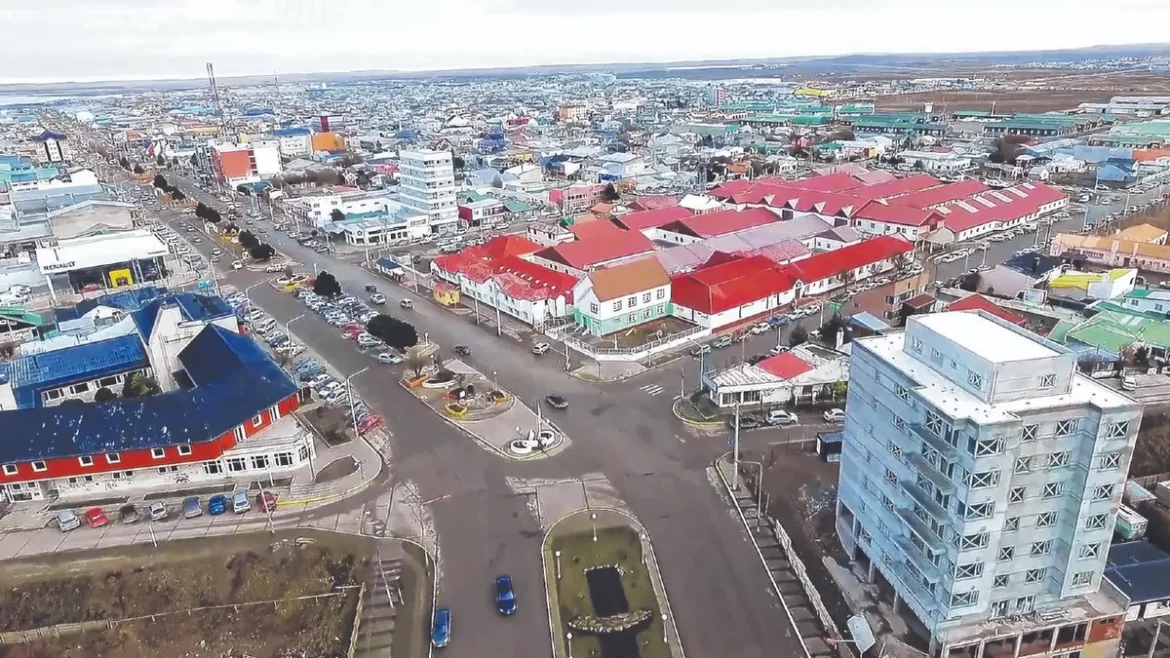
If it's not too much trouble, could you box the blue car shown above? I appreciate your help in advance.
[495,575,516,616]
[432,607,451,648]
[208,494,227,515]
[767,314,790,328]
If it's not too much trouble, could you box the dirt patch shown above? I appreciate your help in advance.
[870,89,1116,114]
[0,530,374,658]
[314,457,358,484]
[744,448,855,632]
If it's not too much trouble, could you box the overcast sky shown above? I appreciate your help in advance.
[0,0,1166,83]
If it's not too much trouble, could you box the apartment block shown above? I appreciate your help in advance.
[398,148,458,233]
[836,310,1140,658]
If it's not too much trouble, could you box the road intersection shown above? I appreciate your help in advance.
[158,173,805,658]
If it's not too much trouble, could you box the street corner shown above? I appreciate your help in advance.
[671,396,724,429]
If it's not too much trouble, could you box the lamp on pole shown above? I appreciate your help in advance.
[732,402,742,491]
[346,367,370,439]
[590,512,598,542]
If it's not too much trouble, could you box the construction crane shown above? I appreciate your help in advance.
[206,62,232,134]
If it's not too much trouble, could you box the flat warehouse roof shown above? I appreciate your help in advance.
[916,312,1058,363]
[36,230,168,275]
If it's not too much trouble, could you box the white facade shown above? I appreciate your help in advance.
[836,311,1141,651]
[41,137,66,164]
[275,133,312,157]
[287,191,396,228]
[398,149,458,233]
[250,140,282,178]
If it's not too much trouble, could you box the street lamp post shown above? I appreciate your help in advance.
[590,512,598,542]
[662,613,668,643]
[346,367,370,438]
[566,632,573,658]
[285,313,306,355]
[732,402,742,491]
[245,282,263,305]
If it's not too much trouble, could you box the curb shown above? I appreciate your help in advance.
[671,398,723,428]
[540,507,686,658]
[398,380,566,462]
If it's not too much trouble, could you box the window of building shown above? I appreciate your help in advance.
[968,371,984,389]
[1072,571,1094,587]
[892,415,905,430]
[1030,540,1052,557]
[657,288,665,299]
[1005,516,1020,532]
[966,502,994,520]
[882,495,895,512]
[251,414,264,427]
[177,445,192,456]
[251,455,269,470]
[888,441,903,459]
[1092,484,1115,502]
[1055,419,1076,438]
[1016,595,1035,612]
[275,452,294,467]
[1100,452,1122,470]
[1047,452,1070,469]
[993,577,1010,592]
[70,382,89,395]
[151,447,165,459]
[226,457,247,473]
[98,376,119,387]
[1015,456,1033,474]
[1009,487,1026,504]
[590,303,599,314]
[298,445,310,462]
[968,470,999,489]
[642,292,651,303]
[955,562,983,580]
[910,337,923,353]
[656,304,665,314]
[1025,568,1047,584]
[105,452,120,464]
[960,532,989,551]
[970,438,1003,457]
[1022,424,1038,441]
[1042,482,1064,499]
[1108,421,1130,440]
[78,456,93,467]
[203,461,222,475]
[157,465,178,474]
[612,300,622,311]
[1086,514,1109,530]
[1079,543,1101,560]
[895,384,909,401]
[1036,511,1058,528]
[627,296,637,308]
[925,410,944,435]
[43,389,62,401]
[998,546,1015,562]
[233,426,246,444]
[627,313,636,324]
[950,590,978,608]
[1039,374,1056,388]
[1,464,16,476]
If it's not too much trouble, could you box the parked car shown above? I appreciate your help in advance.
[766,410,798,426]
[56,510,81,532]
[208,495,228,515]
[119,504,140,524]
[749,322,770,335]
[357,334,383,349]
[495,575,517,615]
[727,415,763,431]
[85,507,110,528]
[232,490,251,514]
[823,408,846,423]
[378,351,403,365]
[454,345,472,357]
[183,497,203,518]
[544,394,569,410]
[532,342,550,355]
[257,491,278,512]
[712,336,733,349]
[149,502,168,521]
[1122,375,1138,391]
[690,344,711,357]
[358,414,383,434]
[432,607,452,648]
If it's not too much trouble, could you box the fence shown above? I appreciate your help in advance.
[771,517,851,658]
[345,583,367,658]
[564,324,709,359]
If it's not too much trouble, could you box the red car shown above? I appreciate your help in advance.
[342,326,364,340]
[85,507,110,528]
[357,414,383,434]
[256,491,278,512]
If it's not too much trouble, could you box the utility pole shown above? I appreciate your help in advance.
[732,403,742,491]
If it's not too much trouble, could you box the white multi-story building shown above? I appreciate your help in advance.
[398,149,458,234]
[836,310,1139,658]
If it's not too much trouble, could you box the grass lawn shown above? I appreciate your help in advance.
[548,524,670,658]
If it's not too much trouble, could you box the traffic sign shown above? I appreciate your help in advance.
[829,302,842,314]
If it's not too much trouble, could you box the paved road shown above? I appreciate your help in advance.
[159,173,804,658]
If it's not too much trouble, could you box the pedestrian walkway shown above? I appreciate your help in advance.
[640,383,666,396]
[714,455,841,658]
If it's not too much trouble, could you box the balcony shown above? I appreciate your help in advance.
[908,422,958,460]
[896,535,943,584]
[896,505,945,552]
[903,479,950,521]
[906,452,956,495]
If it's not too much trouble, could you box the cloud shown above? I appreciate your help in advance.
[0,0,1166,82]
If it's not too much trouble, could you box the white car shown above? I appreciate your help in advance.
[377,352,403,365]
[231,260,244,270]
[766,410,798,426]
[823,408,846,423]
[532,342,550,355]
[749,322,770,335]
[357,334,383,348]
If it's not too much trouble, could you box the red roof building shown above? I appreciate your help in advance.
[788,172,866,193]
[628,195,679,211]
[491,255,578,303]
[532,230,654,273]
[849,174,943,201]
[945,294,1027,326]
[787,235,914,293]
[613,206,695,232]
[758,352,814,380]
[935,182,1068,239]
[854,202,944,228]
[570,219,625,241]
[660,207,780,240]
[670,255,796,327]
[891,179,991,209]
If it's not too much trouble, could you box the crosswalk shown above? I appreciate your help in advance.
[640,384,666,396]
